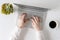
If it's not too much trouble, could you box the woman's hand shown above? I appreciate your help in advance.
[17,13,29,29]
[31,16,41,31]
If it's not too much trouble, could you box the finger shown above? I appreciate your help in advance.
[32,16,37,23]
[18,13,27,19]
[36,16,40,22]
[21,13,27,20]
[31,18,35,25]
[33,16,40,24]
[33,16,40,25]
[21,13,27,16]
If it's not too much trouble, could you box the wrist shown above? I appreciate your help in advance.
[34,26,41,31]
[35,28,40,31]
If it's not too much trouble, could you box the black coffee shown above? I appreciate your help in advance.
[49,21,57,29]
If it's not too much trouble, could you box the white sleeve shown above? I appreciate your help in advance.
[35,30,45,40]
[9,27,25,40]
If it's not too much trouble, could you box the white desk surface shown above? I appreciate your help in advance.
[0,0,60,40]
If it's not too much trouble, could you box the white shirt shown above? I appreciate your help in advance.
[9,27,45,40]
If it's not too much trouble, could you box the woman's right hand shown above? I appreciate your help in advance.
[31,16,41,31]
